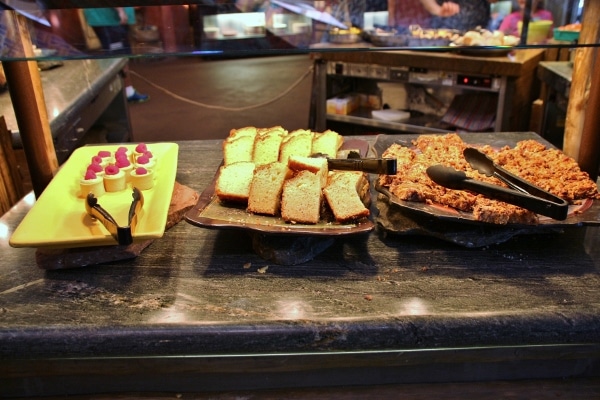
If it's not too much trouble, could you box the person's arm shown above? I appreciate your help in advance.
[116,7,128,25]
[418,0,460,17]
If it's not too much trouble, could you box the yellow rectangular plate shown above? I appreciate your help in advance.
[10,143,178,248]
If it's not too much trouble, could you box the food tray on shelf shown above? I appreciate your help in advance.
[553,29,580,42]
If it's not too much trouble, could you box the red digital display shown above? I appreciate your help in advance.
[457,74,493,88]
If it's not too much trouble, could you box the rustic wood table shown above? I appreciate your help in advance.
[1,135,599,397]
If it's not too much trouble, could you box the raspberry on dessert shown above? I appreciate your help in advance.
[105,165,120,175]
[87,162,103,173]
[135,143,147,153]
[84,170,97,180]
[116,158,131,168]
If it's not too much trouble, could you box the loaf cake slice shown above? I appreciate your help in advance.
[257,125,286,135]
[312,129,343,158]
[323,171,370,223]
[215,161,256,203]
[223,135,255,166]
[281,170,322,224]
[288,155,329,188]
[279,129,313,164]
[247,162,292,215]
[228,126,257,140]
[253,128,286,166]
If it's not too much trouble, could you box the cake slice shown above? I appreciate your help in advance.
[223,135,255,166]
[253,128,286,166]
[281,170,322,224]
[228,126,257,140]
[312,129,343,158]
[257,125,286,136]
[279,129,313,163]
[223,126,258,165]
[324,171,370,223]
[287,154,329,188]
[215,161,256,203]
[247,162,293,215]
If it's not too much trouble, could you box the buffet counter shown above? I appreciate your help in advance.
[0,58,131,163]
[310,48,545,134]
[1,136,600,397]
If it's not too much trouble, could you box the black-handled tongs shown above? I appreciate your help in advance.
[425,148,569,220]
[85,188,144,245]
[314,151,397,175]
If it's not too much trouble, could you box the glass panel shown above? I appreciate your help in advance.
[0,0,597,61]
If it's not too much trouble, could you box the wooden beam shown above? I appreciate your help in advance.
[2,13,59,198]
[576,49,600,180]
[563,1,600,163]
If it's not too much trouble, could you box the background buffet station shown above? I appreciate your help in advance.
[1,0,600,398]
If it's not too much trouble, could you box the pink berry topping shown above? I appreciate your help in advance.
[135,143,147,153]
[92,155,103,164]
[144,151,153,159]
[98,150,111,158]
[84,170,97,180]
[105,165,120,175]
[136,155,150,165]
[87,162,103,173]
[116,146,128,154]
[116,158,131,168]
[135,167,148,175]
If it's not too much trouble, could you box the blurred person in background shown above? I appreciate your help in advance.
[429,0,497,31]
[83,7,149,103]
[389,0,460,29]
[498,0,552,36]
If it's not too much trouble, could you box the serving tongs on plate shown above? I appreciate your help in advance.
[85,188,145,245]
[314,151,397,174]
[426,147,568,220]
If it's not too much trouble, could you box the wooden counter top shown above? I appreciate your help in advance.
[1,134,599,396]
[311,47,545,77]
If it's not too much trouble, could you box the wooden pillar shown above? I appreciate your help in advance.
[2,13,59,198]
[576,49,600,180]
[563,1,600,165]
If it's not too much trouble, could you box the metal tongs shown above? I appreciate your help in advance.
[314,151,397,175]
[85,188,144,245]
[426,147,568,220]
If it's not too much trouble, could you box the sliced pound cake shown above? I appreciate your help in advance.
[215,161,256,203]
[281,170,322,224]
[247,162,293,215]
[312,129,342,158]
[223,135,255,166]
[253,128,286,166]
[324,171,370,223]
[287,154,329,188]
[279,129,313,164]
